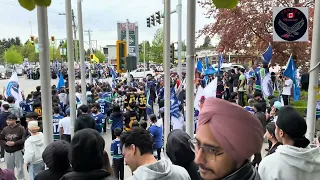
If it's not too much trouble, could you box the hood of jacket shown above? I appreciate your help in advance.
[222,160,260,180]
[28,132,45,146]
[275,145,320,172]
[166,129,195,167]
[77,114,93,122]
[42,140,71,172]
[130,159,190,180]
[60,169,114,180]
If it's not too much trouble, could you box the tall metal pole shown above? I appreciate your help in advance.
[72,9,79,63]
[88,29,93,84]
[186,0,196,136]
[164,0,171,148]
[306,0,320,141]
[126,19,131,83]
[144,41,146,77]
[37,7,53,146]
[177,0,182,80]
[65,0,76,137]
[77,0,87,104]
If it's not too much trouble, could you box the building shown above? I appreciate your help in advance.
[102,45,117,64]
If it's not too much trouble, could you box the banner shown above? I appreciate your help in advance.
[4,72,23,106]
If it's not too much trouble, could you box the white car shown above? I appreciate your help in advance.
[129,68,155,79]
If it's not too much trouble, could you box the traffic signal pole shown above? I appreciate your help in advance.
[37,6,53,146]
[87,29,93,84]
[126,19,131,83]
[306,0,320,141]
[177,0,182,80]
[77,0,87,105]
[186,0,196,136]
[65,0,76,138]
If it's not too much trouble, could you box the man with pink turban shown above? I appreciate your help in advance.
[190,98,264,180]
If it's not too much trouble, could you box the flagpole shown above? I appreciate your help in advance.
[306,0,320,141]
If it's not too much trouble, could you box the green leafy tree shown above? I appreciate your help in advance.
[21,41,39,62]
[139,41,151,63]
[150,28,164,63]
[50,46,61,61]
[3,46,23,64]
[95,50,105,63]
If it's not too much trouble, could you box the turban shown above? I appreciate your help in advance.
[197,98,264,164]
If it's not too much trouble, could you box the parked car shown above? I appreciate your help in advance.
[16,67,23,76]
[129,68,155,79]
[0,65,7,79]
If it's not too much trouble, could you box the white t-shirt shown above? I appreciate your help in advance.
[282,79,293,95]
[58,117,71,135]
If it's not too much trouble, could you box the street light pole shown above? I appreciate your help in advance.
[77,0,87,105]
[65,0,76,137]
[144,41,146,77]
[186,0,196,136]
[177,0,182,80]
[126,19,131,83]
[37,6,53,146]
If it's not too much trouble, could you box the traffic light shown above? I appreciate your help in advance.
[30,36,35,46]
[139,44,143,52]
[51,36,55,43]
[116,40,127,73]
[170,43,175,62]
[155,11,161,24]
[90,54,94,59]
[147,17,151,28]
[151,15,155,26]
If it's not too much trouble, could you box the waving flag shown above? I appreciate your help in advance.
[261,45,272,64]
[218,53,224,74]
[4,71,23,106]
[262,72,273,98]
[109,66,117,88]
[283,55,300,102]
[170,88,180,118]
[57,72,65,91]
[196,59,203,73]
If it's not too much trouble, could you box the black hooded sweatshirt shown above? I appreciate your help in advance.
[74,114,96,132]
[166,129,201,180]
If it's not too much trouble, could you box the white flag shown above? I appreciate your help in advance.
[203,77,217,98]
[194,86,204,111]
[4,72,23,106]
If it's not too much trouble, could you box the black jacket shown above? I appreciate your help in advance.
[74,114,96,132]
[60,170,115,180]
[221,160,260,180]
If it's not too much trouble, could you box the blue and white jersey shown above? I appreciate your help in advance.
[91,113,105,133]
[52,115,64,140]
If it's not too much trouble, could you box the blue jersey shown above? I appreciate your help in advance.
[96,99,111,115]
[52,115,64,140]
[91,113,105,133]
[24,99,34,112]
[110,138,123,159]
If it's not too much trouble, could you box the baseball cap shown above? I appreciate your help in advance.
[273,101,283,110]
[28,120,40,132]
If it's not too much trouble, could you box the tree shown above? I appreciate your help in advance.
[95,50,105,63]
[3,46,23,64]
[198,0,315,66]
[50,46,61,61]
[21,41,39,62]
[139,41,151,62]
[202,35,212,48]
[150,28,164,63]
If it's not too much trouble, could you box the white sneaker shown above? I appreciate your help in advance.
[0,158,5,162]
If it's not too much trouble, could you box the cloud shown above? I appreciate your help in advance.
[0,0,213,49]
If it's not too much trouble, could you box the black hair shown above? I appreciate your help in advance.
[7,114,17,120]
[113,104,120,112]
[149,114,157,123]
[266,122,276,137]
[230,92,238,99]
[91,103,100,109]
[36,86,41,91]
[139,120,147,130]
[6,96,15,103]
[53,106,60,114]
[253,103,263,112]
[2,104,9,110]
[160,110,164,118]
[132,120,140,128]
[26,112,39,120]
[120,127,154,155]
[78,105,89,113]
[114,128,122,136]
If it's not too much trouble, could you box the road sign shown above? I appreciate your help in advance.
[118,22,137,56]
[273,7,308,42]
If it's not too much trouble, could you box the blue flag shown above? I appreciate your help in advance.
[196,59,203,73]
[283,55,300,102]
[205,56,209,68]
[57,72,65,91]
[170,88,180,118]
[261,45,272,64]
[218,53,224,74]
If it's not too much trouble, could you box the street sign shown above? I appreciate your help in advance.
[118,22,138,57]
[273,7,308,42]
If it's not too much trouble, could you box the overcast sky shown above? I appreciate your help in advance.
[0,0,217,49]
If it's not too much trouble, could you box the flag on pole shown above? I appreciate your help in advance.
[205,56,209,68]
[218,53,224,74]
[4,71,23,106]
[196,59,203,73]
[57,72,65,91]
[283,55,300,102]
[261,45,272,64]
[170,88,180,118]
[203,77,217,98]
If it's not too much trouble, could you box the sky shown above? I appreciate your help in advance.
[0,0,217,50]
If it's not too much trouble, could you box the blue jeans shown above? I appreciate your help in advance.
[29,161,45,180]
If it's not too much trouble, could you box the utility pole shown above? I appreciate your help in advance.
[72,9,79,63]
[85,29,93,84]
[144,41,146,77]
[186,0,196,136]
[37,6,53,146]
[126,19,131,83]
[177,0,182,80]
[163,0,171,149]
[306,0,320,141]
[77,0,87,105]
[65,0,76,137]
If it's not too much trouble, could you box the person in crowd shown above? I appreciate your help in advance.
[58,88,68,111]
[0,104,11,162]
[52,106,64,141]
[120,127,190,180]
[228,92,238,103]
[110,128,124,180]
[35,140,71,180]
[109,104,123,140]
[139,120,147,130]
[131,120,140,129]
[148,114,162,160]
[193,98,264,180]
[259,106,320,180]
[59,108,71,142]
[61,128,115,180]
[166,129,200,180]
[124,103,138,131]
[254,91,267,113]
[0,114,26,180]
[23,121,45,180]
[268,101,283,123]
[244,98,256,114]
[90,103,105,134]
[74,105,96,132]
[7,96,23,121]
[281,76,293,105]
[237,68,246,107]
[265,122,281,156]
[103,151,114,177]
